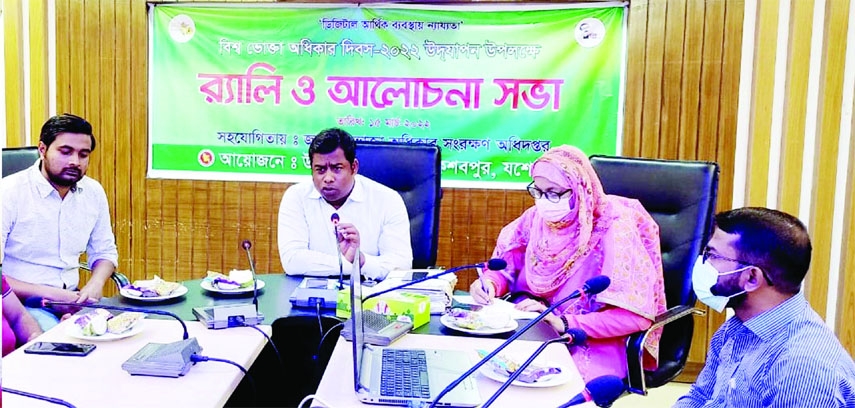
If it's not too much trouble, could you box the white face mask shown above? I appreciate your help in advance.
[691,256,749,313]
[535,196,571,222]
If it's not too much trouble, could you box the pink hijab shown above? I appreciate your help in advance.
[493,145,666,362]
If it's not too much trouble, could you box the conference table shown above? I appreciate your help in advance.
[1,319,271,408]
[4,273,578,407]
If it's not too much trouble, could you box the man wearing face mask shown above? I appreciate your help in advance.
[675,207,855,408]
[470,145,667,381]
[1,114,119,330]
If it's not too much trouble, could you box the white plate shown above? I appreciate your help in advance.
[479,363,571,388]
[200,279,265,294]
[119,284,188,301]
[440,314,518,335]
[66,319,146,342]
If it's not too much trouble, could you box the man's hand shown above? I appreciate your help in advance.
[337,222,365,266]
[77,281,105,303]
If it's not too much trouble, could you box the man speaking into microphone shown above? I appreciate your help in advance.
[278,128,412,281]
[469,146,667,382]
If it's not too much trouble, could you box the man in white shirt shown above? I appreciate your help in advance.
[278,128,412,281]
[1,114,119,329]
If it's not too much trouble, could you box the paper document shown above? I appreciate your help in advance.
[452,296,540,320]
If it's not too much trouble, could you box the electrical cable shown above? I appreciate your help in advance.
[298,393,336,408]
[316,321,344,361]
[191,354,256,404]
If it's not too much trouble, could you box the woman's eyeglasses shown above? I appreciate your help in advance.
[701,247,774,286]
[526,182,572,203]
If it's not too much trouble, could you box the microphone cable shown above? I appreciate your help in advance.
[190,354,256,404]
[298,394,337,408]
[3,388,77,407]
[240,321,283,367]
[315,320,345,361]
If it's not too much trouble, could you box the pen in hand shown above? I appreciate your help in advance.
[475,267,491,304]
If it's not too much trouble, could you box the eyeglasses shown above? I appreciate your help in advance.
[527,182,572,203]
[701,247,774,286]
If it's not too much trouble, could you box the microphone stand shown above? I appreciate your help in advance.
[428,290,583,407]
[482,335,572,408]
[242,240,259,312]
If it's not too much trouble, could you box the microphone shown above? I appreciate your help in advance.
[557,375,626,407]
[331,212,345,289]
[482,329,587,408]
[429,275,610,408]
[25,297,189,340]
[190,241,265,329]
[363,259,508,302]
[241,239,259,312]
[25,297,203,378]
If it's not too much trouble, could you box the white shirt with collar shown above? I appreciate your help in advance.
[277,174,413,281]
[1,162,119,289]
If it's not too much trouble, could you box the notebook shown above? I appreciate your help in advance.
[348,251,481,407]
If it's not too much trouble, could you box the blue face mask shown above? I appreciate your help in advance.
[691,256,749,313]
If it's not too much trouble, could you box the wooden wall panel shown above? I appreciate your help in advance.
[3,0,25,146]
[51,0,745,382]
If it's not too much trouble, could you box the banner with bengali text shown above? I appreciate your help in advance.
[148,4,626,188]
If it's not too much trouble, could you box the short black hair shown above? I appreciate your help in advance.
[308,128,356,165]
[40,113,96,150]
[715,207,812,294]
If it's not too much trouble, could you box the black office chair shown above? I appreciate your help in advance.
[354,141,442,269]
[2,146,40,177]
[589,155,719,395]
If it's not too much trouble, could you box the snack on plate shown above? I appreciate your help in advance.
[122,275,180,297]
[74,310,144,336]
[446,308,510,330]
[107,312,145,334]
[206,270,254,290]
[476,349,562,384]
[74,309,112,336]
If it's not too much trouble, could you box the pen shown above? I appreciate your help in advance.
[475,266,490,303]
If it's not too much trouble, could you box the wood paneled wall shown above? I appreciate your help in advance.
[3,0,755,381]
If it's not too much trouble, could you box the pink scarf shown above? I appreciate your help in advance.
[493,146,666,362]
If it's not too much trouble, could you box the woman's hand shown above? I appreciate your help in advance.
[514,298,547,312]
[469,279,496,305]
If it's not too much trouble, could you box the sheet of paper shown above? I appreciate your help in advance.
[452,296,541,320]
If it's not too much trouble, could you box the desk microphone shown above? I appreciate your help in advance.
[332,212,345,289]
[557,375,626,407]
[482,329,587,407]
[429,275,611,408]
[242,239,259,312]
[24,298,203,378]
[25,297,189,340]
[364,259,507,301]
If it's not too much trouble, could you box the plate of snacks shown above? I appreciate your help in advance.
[67,309,146,341]
[476,349,571,388]
[440,308,518,335]
[201,270,265,294]
[120,276,187,301]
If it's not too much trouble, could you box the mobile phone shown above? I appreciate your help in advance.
[24,342,96,357]
[403,271,429,281]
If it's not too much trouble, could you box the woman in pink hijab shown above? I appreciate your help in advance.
[471,145,667,381]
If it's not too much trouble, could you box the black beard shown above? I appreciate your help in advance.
[47,170,82,187]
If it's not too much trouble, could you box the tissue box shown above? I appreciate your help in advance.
[336,290,431,329]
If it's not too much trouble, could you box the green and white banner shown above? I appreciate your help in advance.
[149,3,626,188]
